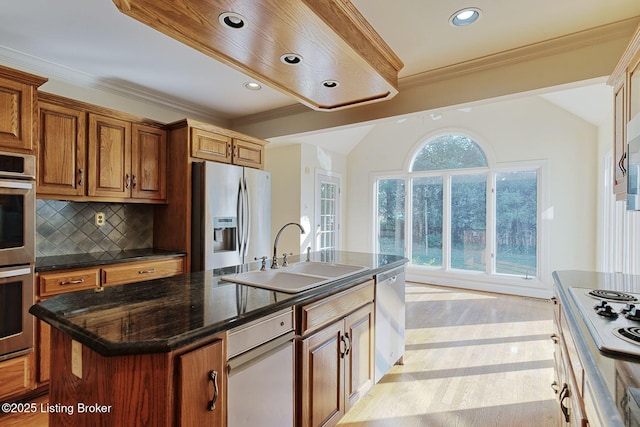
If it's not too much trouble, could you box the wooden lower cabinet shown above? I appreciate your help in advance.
[177,340,226,426]
[297,283,375,427]
[48,328,226,427]
[0,353,35,400]
[552,297,589,426]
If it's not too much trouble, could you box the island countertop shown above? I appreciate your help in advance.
[30,251,407,357]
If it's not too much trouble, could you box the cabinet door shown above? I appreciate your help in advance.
[629,50,640,121]
[613,80,627,199]
[178,339,226,426]
[344,303,374,410]
[38,101,86,196]
[191,127,232,163]
[299,321,345,427]
[88,113,131,198]
[0,353,34,399]
[131,123,167,201]
[232,138,264,169]
[0,77,33,153]
[37,320,50,384]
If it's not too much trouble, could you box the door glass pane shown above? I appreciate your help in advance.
[411,177,443,266]
[451,174,486,271]
[496,170,538,277]
[318,182,337,250]
[377,179,405,256]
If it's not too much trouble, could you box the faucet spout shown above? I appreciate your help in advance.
[272,222,305,268]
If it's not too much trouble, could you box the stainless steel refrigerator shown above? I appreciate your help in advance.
[191,161,271,271]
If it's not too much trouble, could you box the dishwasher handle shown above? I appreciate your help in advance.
[227,331,295,376]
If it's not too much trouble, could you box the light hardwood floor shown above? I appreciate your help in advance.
[0,283,559,427]
[338,283,559,427]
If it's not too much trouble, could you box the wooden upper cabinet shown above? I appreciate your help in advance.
[132,123,167,201]
[233,138,265,169]
[36,93,167,203]
[88,113,132,199]
[181,119,267,169]
[0,66,46,154]
[38,101,86,197]
[191,127,231,163]
[629,49,640,121]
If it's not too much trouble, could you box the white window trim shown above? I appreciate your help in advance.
[372,157,551,298]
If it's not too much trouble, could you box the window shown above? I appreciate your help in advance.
[375,133,542,283]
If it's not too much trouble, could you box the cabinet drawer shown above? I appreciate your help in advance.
[39,268,100,297]
[300,279,374,336]
[101,256,185,287]
[227,308,294,358]
[0,353,34,399]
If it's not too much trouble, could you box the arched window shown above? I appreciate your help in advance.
[410,134,487,171]
[376,133,542,286]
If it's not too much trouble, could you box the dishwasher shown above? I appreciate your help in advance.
[375,267,406,383]
[227,308,295,427]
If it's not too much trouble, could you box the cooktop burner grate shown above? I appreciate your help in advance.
[588,289,638,303]
[613,326,640,345]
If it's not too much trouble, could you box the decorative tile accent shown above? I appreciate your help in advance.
[36,200,153,257]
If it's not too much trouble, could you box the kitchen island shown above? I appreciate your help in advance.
[30,251,407,426]
[553,270,640,427]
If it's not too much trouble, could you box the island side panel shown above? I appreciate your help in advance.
[49,328,174,426]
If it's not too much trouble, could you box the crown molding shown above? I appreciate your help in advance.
[0,44,228,124]
[232,17,640,128]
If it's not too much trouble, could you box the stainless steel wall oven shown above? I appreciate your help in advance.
[0,151,35,358]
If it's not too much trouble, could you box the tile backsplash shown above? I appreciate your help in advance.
[36,200,153,257]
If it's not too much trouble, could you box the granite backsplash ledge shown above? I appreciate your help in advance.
[36,200,153,257]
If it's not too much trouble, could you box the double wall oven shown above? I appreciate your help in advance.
[0,151,35,359]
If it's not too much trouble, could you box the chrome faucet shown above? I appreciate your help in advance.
[272,222,305,269]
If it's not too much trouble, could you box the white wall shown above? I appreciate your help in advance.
[266,143,348,256]
[346,95,599,294]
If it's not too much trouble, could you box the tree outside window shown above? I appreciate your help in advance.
[376,133,539,280]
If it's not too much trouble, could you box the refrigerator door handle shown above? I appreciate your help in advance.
[244,176,251,256]
[237,180,244,258]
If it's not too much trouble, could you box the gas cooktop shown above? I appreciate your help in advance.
[568,287,640,359]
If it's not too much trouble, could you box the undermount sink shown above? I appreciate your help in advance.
[220,262,366,293]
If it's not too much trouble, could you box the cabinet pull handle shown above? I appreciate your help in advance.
[620,152,627,177]
[138,269,156,275]
[78,168,84,186]
[125,174,131,189]
[344,332,351,356]
[551,381,559,394]
[550,334,559,344]
[559,383,570,422]
[207,370,219,411]
[60,278,85,285]
[132,174,137,189]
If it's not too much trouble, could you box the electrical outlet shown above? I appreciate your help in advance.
[95,212,106,227]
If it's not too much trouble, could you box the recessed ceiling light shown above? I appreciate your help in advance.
[243,82,262,91]
[219,12,247,29]
[430,113,443,120]
[322,80,340,88]
[449,8,481,27]
[280,53,303,65]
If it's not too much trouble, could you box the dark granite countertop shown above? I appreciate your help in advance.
[30,251,407,357]
[553,270,640,427]
[35,248,187,272]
